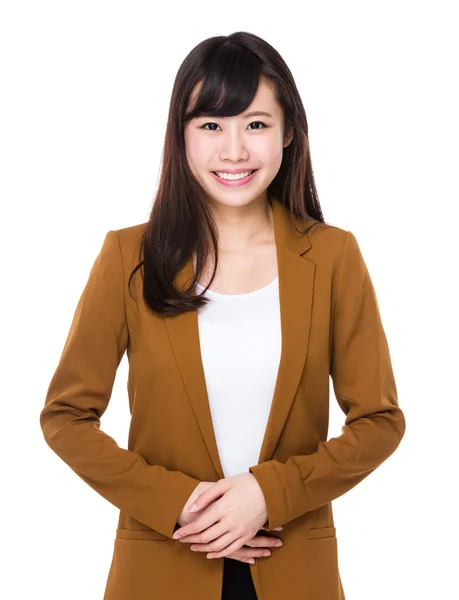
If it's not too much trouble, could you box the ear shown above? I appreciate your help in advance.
[283,123,294,148]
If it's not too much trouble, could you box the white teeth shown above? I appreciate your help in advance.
[215,170,253,180]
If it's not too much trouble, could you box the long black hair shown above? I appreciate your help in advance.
[128,31,328,316]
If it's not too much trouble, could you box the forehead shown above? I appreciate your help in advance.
[187,76,281,117]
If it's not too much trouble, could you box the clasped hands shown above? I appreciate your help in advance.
[172,473,283,563]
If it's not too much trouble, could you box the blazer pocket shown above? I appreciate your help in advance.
[115,527,169,541]
[306,526,337,540]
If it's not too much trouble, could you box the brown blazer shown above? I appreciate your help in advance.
[40,196,405,600]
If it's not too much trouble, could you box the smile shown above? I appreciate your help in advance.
[211,170,258,186]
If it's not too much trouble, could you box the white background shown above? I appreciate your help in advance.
[1,1,458,598]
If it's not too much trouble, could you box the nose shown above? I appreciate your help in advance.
[218,127,250,163]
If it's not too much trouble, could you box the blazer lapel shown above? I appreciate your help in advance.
[164,196,315,481]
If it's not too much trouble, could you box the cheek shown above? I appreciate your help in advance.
[185,133,212,169]
[251,133,284,167]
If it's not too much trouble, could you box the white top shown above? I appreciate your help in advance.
[195,276,282,477]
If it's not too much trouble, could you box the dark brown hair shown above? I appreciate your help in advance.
[128,31,328,316]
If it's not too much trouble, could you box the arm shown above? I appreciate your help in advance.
[39,230,200,538]
[248,231,406,530]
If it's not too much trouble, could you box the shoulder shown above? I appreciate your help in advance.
[93,222,147,276]
[110,221,147,262]
[293,215,369,285]
[113,221,148,244]
[294,215,351,258]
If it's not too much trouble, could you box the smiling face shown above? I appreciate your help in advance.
[184,77,293,210]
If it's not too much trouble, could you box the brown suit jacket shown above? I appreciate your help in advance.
[40,196,405,600]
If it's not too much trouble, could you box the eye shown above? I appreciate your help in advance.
[201,122,220,131]
[248,121,268,130]
[200,121,268,131]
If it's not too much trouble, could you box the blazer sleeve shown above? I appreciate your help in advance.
[39,230,201,539]
[248,230,406,530]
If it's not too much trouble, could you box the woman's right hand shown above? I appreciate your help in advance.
[177,481,283,564]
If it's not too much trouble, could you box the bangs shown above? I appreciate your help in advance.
[183,44,264,122]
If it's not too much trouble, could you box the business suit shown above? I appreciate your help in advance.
[40,195,405,599]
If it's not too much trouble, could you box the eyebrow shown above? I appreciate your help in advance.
[196,110,273,119]
[243,111,273,119]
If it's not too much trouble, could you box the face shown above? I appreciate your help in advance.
[184,77,293,210]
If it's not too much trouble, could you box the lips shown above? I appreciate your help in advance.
[210,169,259,186]
[211,169,257,176]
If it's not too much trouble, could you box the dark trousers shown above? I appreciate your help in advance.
[221,557,258,599]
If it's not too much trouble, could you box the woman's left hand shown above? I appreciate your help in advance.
[172,473,268,559]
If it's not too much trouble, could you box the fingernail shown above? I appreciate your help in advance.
[189,503,198,512]
[274,540,283,546]
[262,551,271,557]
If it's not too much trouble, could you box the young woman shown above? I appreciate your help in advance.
[40,31,406,600]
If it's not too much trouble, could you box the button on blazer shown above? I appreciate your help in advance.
[40,195,406,600]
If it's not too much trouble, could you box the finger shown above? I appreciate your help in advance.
[231,548,272,561]
[245,536,283,548]
[173,510,222,540]
[207,535,247,559]
[188,480,227,514]
[226,555,255,565]
[244,536,268,548]
[182,521,228,546]
[260,536,283,548]
[190,527,236,552]
[237,546,273,557]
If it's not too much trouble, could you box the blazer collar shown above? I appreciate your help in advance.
[164,196,315,480]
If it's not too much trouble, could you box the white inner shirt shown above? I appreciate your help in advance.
[195,276,282,477]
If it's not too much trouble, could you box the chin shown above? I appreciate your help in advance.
[207,193,265,209]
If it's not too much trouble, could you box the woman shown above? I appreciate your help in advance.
[40,32,406,600]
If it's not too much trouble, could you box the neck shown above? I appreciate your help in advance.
[206,194,274,252]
